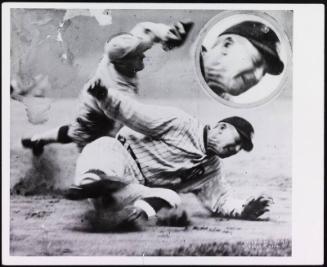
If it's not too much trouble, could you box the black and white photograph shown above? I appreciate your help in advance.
[1,3,324,265]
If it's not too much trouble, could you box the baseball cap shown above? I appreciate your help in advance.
[220,21,284,75]
[219,116,254,151]
[105,33,150,62]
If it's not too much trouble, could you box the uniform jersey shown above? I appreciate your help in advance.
[68,58,138,149]
[66,22,177,149]
[95,89,245,216]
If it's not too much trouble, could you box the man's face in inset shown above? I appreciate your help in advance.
[203,34,266,96]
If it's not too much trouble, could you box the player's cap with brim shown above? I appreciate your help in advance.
[105,33,150,62]
[219,116,254,151]
[219,21,284,75]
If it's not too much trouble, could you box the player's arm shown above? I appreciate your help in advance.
[88,79,191,138]
[130,21,193,51]
[193,168,272,220]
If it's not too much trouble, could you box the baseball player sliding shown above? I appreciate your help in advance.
[65,80,272,228]
[22,20,193,154]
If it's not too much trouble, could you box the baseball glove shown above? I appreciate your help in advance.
[162,20,194,50]
[239,195,274,220]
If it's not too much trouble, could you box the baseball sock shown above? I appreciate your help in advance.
[134,197,172,219]
[26,126,62,145]
[26,125,72,145]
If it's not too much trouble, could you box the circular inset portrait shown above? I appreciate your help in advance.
[194,11,292,107]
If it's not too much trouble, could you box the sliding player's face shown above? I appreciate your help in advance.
[203,34,266,96]
[207,122,242,158]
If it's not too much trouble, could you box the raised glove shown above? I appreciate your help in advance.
[162,20,194,50]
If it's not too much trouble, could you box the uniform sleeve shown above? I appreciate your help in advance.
[95,88,192,138]
[194,166,245,217]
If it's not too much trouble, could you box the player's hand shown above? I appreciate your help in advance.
[240,195,273,220]
[162,20,194,51]
[87,79,108,100]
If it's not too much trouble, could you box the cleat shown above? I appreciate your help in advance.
[64,179,127,200]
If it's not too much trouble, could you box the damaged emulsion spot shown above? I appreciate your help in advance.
[11,9,113,124]
[57,9,112,64]
[63,9,112,26]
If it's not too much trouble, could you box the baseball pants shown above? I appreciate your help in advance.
[74,137,181,217]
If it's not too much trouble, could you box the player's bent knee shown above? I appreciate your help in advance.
[92,136,117,146]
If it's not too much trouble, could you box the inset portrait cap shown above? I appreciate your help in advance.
[220,21,284,75]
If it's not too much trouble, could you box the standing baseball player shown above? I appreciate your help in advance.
[65,80,272,228]
[200,21,284,99]
[22,20,193,155]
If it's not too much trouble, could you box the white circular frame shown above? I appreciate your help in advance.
[193,10,293,108]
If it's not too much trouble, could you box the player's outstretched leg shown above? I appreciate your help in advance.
[69,136,187,229]
[66,172,186,229]
[64,172,127,200]
[109,184,187,227]
[90,186,184,230]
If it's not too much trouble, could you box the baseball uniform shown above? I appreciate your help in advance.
[67,22,184,149]
[75,89,246,217]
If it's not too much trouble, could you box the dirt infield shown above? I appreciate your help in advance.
[9,97,292,256]
[10,193,291,256]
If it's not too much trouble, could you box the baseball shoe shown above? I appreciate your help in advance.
[64,179,127,200]
[21,138,45,156]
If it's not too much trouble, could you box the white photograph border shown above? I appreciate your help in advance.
[1,2,324,265]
